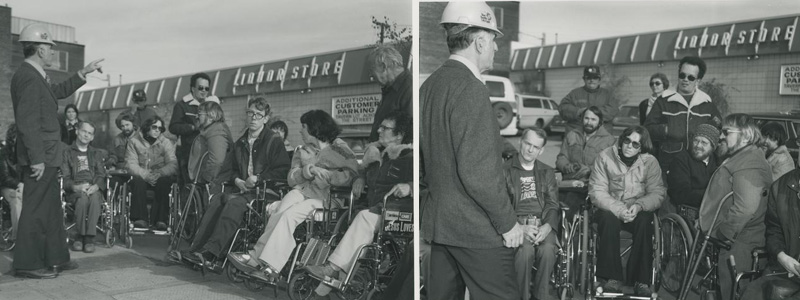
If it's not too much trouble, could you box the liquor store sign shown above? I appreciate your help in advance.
[780,64,800,95]
[331,94,382,125]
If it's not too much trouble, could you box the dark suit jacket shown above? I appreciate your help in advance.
[10,62,85,167]
[421,59,517,249]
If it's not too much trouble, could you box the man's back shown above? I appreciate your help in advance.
[421,59,515,249]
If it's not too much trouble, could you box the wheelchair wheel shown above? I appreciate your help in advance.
[225,263,246,283]
[0,227,13,251]
[180,186,202,241]
[125,235,133,249]
[366,287,382,300]
[288,270,319,300]
[659,213,692,295]
[337,265,374,300]
[105,229,116,248]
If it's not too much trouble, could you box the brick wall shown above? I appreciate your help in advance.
[0,6,12,141]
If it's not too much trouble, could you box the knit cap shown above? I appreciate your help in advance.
[693,124,720,149]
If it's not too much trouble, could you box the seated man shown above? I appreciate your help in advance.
[228,110,358,281]
[186,97,290,265]
[126,116,178,231]
[502,127,559,300]
[304,111,413,295]
[740,168,800,300]
[61,121,107,253]
[589,126,665,296]
[106,112,136,171]
[556,106,615,213]
[666,124,720,214]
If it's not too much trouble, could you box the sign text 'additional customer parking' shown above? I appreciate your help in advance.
[331,94,382,125]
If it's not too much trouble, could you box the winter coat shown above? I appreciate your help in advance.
[504,155,560,230]
[61,143,107,192]
[287,138,358,206]
[188,121,233,184]
[106,132,132,170]
[125,132,178,180]
[767,145,795,181]
[666,150,719,208]
[765,169,800,266]
[555,126,616,180]
[644,89,721,157]
[168,94,220,158]
[698,145,771,244]
[369,70,412,142]
[224,127,290,191]
[361,143,413,214]
[589,146,665,217]
[558,86,619,133]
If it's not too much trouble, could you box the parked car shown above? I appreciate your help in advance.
[549,115,566,134]
[483,75,519,136]
[611,104,641,136]
[516,94,558,131]
[750,111,800,162]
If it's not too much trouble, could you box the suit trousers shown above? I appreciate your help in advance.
[429,242,519,300]
[516,230,557,300]
[1,187,23,240]
[595,209,654,284]
[250,189,323,270]
[327,210,380,271]
[190,192,251,257]
[71,191,102,236]
[130,176,173,224]
[13,166,69,270]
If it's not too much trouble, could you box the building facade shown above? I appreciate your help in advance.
[510,14,800,114]
[0,6,86,140]
[76,44,410,152]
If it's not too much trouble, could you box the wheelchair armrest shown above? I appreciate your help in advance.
[752,247,768,257]
[329,186,353,194]
[259,178,289,189]
[708,235,732,251]
[558,201,570,211]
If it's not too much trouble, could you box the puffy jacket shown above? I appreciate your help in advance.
[765,169,800,265]
[589,146,665,217]
[767,145,795,181]
[361,143,413,214]
[644,89,721,156]
[125,132,178,179]
[224,127,290,190]
[504,155,560,230]
[699,145,771,244]
[61,143,107,191]
[555,126,616,180]
[559,86,619,133]
[287,138,358,206]
[106,132,132,170]
[188,121,233,184]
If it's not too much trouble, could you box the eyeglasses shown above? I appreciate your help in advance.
[150,125,165,132]
[721,128,741,136]
[649,81,662,87]
[196,86,211,92]
[379,125,395,131]
[622,137,641,149]
[246,111,266,120]
[678,72,698,82]
[584,76,600,81]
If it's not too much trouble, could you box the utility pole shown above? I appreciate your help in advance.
[106,74,111,87]
[119,74,122,86]
[542,32,546,46]
[372,17,391,44]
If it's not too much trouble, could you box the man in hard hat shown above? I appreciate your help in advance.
[10,23,103,279]
[420,2,523,299]
[558,65,619,133]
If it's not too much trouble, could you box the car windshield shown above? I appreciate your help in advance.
[620,106,638,118]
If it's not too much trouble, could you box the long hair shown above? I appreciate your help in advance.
[300,110,340,143]
[199,101,225,124]
[617,125,653,154]
[141,116,166,135]
[723,113,761,146]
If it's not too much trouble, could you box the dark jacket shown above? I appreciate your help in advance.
[224,127,291,191]
[555,126,616,180]
[559,86,618,133]
[60,119,80,145]
[644,90,721,157]
[666,150,719,208]
[639,98,652,126]
[765,169,800,265]
[61,143,107,192]
[420,59,517,249]
[699,145,771,244]
[188,121,233,184]
[370,70,412,142]
[11,62,85,167]
[106,132,132,170]
[362,144,413,214]
[132,106,158,129]
[168,94,201,157]
[504,156,560,230]
[0,146,20,190]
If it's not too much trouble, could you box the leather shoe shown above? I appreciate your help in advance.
[71,240,83,252]
[16,268,57,279]
[51,261,79,273]
[83,242,95,253]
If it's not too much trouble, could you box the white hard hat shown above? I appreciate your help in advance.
[440,2,503,38]
[19,23,56,46]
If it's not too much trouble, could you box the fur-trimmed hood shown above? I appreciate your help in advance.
[362,142,412,167]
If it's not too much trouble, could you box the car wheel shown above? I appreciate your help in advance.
[493,102,513,129]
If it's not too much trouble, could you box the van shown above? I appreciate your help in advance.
[516,94,558,131]
[483,75,519,136]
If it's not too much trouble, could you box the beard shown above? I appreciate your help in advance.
[583,123,599,134]
[122,129,134,137]
[691,147,712,161]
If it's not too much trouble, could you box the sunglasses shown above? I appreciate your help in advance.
[150,125,165,132]
[584,76,601,80]
[649,81,662,87]
[622,137,641,149]
[379,125,395,131]
[721,128,741,136]
[196,86,211,92]
[678,72,698,82]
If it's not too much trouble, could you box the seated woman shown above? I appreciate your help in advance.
[0,124,21,248]
[186,97,290,265]
[228,110,359,281]
[126,116,178,231]
[589,125,665,296]
[61,121,107,253]
[187,101,233,194]
[304,111,413,292]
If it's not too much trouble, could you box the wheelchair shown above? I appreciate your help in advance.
[308,192,412,300]
[59,170,119,248]
[105,170,134,248]
[554,186,663,300]
[167,152,215,256]
[0,194,15,251]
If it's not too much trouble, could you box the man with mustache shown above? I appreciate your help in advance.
[666,124,720,211]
